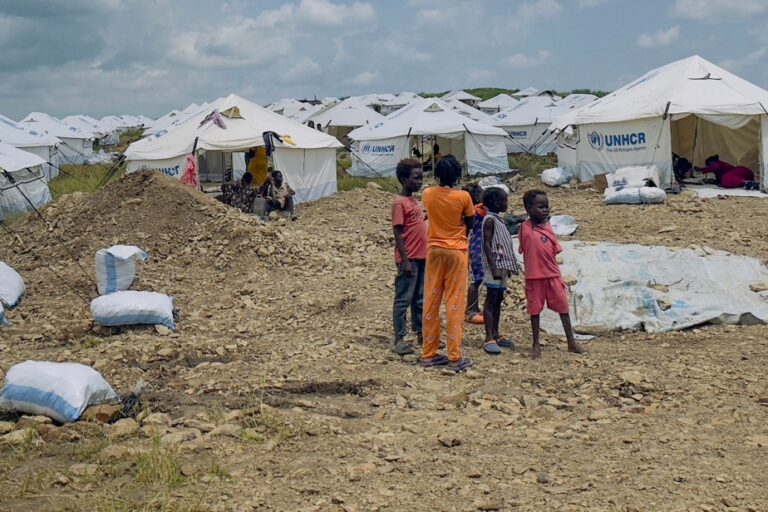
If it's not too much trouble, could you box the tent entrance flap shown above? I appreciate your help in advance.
[197,150,234,182]
[671,114,760,172]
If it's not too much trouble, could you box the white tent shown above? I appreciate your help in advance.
[550,55,768,188]
[136,115,155,127]
[478,94,519,114]
[267,98,306,114]
[20,112,94,166]
[0,141,52,220]
[100,115,143,133]
[487,94,597,155]
[0,114,61,180]
[513,87,540,98]
[63,115,120,146]
[125,93,343,203]
[347,97,511,177]
[380,92,419,116]
[441,90,481,106]
[444,99,493,123]
[309,104,385,141]
[282,103,324,124]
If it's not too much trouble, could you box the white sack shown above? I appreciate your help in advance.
[603,186,642,204]
[95,245,148,295]
[541,167,572,187]
[91,291,174,330]
[539,242,768,335]
[607,165,661,188]
[0,361,118,423]
[549,215,578,236]
[0,261,25,309]
[638,186,667,204]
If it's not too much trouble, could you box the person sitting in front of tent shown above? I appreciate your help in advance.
[261,170,296,219]
[224,172,257,213]
[696,155,759,190]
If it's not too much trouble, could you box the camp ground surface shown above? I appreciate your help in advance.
[0,171,767,511]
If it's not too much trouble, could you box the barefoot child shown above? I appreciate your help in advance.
[421,155,475,371]
[391,159,427,356]
[480,187,520,354]
[518,190,584,359]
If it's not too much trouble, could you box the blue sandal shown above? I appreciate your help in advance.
[483,342,501,355]
[496,337,515,349]
[421,354,449,367]
[446,358,474,372]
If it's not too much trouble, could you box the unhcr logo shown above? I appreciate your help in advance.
[361,143,395,155]
[588,131,646,152]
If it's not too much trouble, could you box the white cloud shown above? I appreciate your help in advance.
[670,0,767,21]
[296,0,375,26]
[348,70,379,86]
[720,46,768,72]
[467,69,496,83]
[383,40,432,62]
[503,50,553,68]
[636,26,681,48]
[282,57,322,81]
[576,0,613,7]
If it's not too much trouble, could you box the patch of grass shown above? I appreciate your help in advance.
[338,155,351,170]
[205,402,229,426]
[207,461,230,480]
[70,335,106,351]
[7,429,43,462]
[134,437,185,488]
[237,389,297,442]
[48,164,123,199]
[337,167,399,193]
[508,153,558,179]
[71,437,109,462]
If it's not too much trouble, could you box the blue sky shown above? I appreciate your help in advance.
[1,0,767,119]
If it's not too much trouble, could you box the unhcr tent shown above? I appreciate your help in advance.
[63,115,120,146]
[125,94,343,203]
[478,94,518,114]
[513,87,539,98]
[444,99,493,123]
[550,55,768,188]
[0,114,61,180]
[309,104,384,141]
[20,112,94,165]
[0,142,52,221]
[282,103,323,124]
[441,90,481,107]
[488,94,597,155]
[347,97,510,177]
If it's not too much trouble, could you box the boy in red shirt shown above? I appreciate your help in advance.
[518,190,584,359]
[391,159,428,356]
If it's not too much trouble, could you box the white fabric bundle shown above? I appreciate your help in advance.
[0,261,25,325]
[95,245,148,296]
[0,361,118,423]
[541,167,572,187]
[91,290,175,330]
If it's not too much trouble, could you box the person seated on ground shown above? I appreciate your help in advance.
[246,146,269,187]
[696,154,759,190]
[225,172,258,213]
[260,170,296,219]
[673,156,693,184]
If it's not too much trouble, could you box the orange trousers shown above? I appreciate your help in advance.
[422,247,468,362]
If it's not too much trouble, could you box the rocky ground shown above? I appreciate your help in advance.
[0,172,767,511]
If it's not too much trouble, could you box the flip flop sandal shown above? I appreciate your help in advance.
[465,313,485,325]
[483,342,501,355]
[446,358,474,372]
[496,337,515,349]
[421,354,449,367]
[392,340,414,356]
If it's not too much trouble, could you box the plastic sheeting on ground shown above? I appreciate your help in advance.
[536,241,768,335]
[686,184,768,199]
[549,215,578,236]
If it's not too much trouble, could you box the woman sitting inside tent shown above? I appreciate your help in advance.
[696,155,759,190]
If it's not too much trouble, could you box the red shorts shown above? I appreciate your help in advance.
[525,277,569,316]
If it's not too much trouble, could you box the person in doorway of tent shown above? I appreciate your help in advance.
[519,190,584,359]
[316,122,325,132]
[480,187,521,355]
[307,120,316,129]
[672,155,693,185]
[391,159,428,356]
[463,182,487,326]
[420,144,443,173]
[695,155,759,190]
[246,146,269,187]
[227,172,258,213]
[261,170,296,219]
[421,155,475,372]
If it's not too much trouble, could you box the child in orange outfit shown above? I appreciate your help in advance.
[518,190,584,359]
[421,155,475,372]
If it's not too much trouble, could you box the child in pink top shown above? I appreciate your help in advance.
[518,190,584,359]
